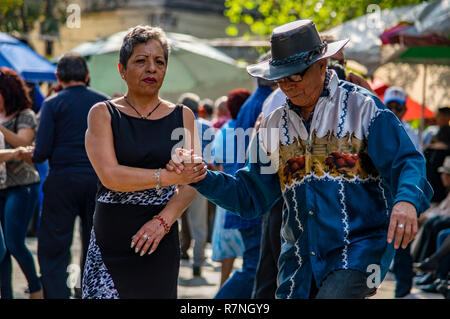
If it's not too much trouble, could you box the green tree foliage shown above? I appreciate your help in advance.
[0,0,69,35]
[0,0,130,35]
[224,0,427,37]
[1,0,40,34]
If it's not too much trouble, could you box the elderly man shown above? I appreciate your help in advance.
[171,20,433,298]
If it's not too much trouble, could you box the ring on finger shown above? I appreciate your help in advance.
[143,233,149,239]
[193,166,197,172]
[397,224,405,229]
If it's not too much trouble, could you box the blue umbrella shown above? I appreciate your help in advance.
[0,32,56,82]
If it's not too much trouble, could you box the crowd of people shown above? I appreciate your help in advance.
[0,19,448,299]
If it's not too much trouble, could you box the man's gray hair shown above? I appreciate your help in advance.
[119,25,171,68]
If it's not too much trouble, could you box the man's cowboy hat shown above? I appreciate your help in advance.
[247,20,349,81]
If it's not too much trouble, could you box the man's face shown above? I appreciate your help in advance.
[386,101,406,120]
[277,59,327,108]
[436,112,450,127]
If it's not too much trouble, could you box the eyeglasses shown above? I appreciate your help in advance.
[386,101,405,113]
[275,65,311,84]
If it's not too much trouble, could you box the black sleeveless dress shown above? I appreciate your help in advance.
[82,101,184,299]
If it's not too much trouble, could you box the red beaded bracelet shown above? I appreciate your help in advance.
[153,215,170,234]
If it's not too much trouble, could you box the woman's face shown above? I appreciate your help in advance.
[119,39,167,96]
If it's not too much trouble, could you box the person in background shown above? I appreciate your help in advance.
[210,67,273,298]
[0,133,30,264]
[211,96,231,130]
[199,98,214,121]
[414,229,450,297]
[412,155,450,270]
[423,107,450,149]
[210,88,250,289]
[413,156,450,297]
[45,84,63,99]
[199,97,216,240]
[382,86,421,298]
[0,67,42,299]
[384,86,421,152]
[177,92,212,277]
[423,107,450,204]
[223,52,279,299]
[23,81,49,239]
[19,52,110,299]
[250,110,283,299]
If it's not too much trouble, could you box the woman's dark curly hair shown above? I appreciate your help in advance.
[0,67,32,116]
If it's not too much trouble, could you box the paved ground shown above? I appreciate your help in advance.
[9,220,444,300]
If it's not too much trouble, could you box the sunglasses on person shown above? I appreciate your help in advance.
[275,65,311,84]
[386,101,406,113]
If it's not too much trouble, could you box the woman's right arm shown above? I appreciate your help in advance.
[85,102,205,192]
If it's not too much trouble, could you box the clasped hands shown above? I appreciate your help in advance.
[130,148,206,256]
[0,145,34,164]
[166,147,207,185]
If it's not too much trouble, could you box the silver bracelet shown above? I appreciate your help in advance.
[154,168,162,195]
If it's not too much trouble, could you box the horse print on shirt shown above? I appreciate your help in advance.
[278,130,379,190]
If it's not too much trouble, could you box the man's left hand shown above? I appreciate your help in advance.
[387,201,418,249]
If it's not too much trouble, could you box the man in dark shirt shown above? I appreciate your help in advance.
[26,52,109,298]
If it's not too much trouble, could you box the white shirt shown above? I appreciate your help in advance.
[262,88,286,119]
[402,120,421,152]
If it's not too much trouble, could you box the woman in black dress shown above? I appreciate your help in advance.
[83,25,206,299]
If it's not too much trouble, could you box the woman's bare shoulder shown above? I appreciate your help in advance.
[88,100,111,122]
[178,103,195,120]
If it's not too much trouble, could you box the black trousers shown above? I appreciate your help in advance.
[252,198,283,299]
[392,243,414,297]
[37,173,98,299]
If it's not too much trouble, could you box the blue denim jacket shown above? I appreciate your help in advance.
[192,71,433,298]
